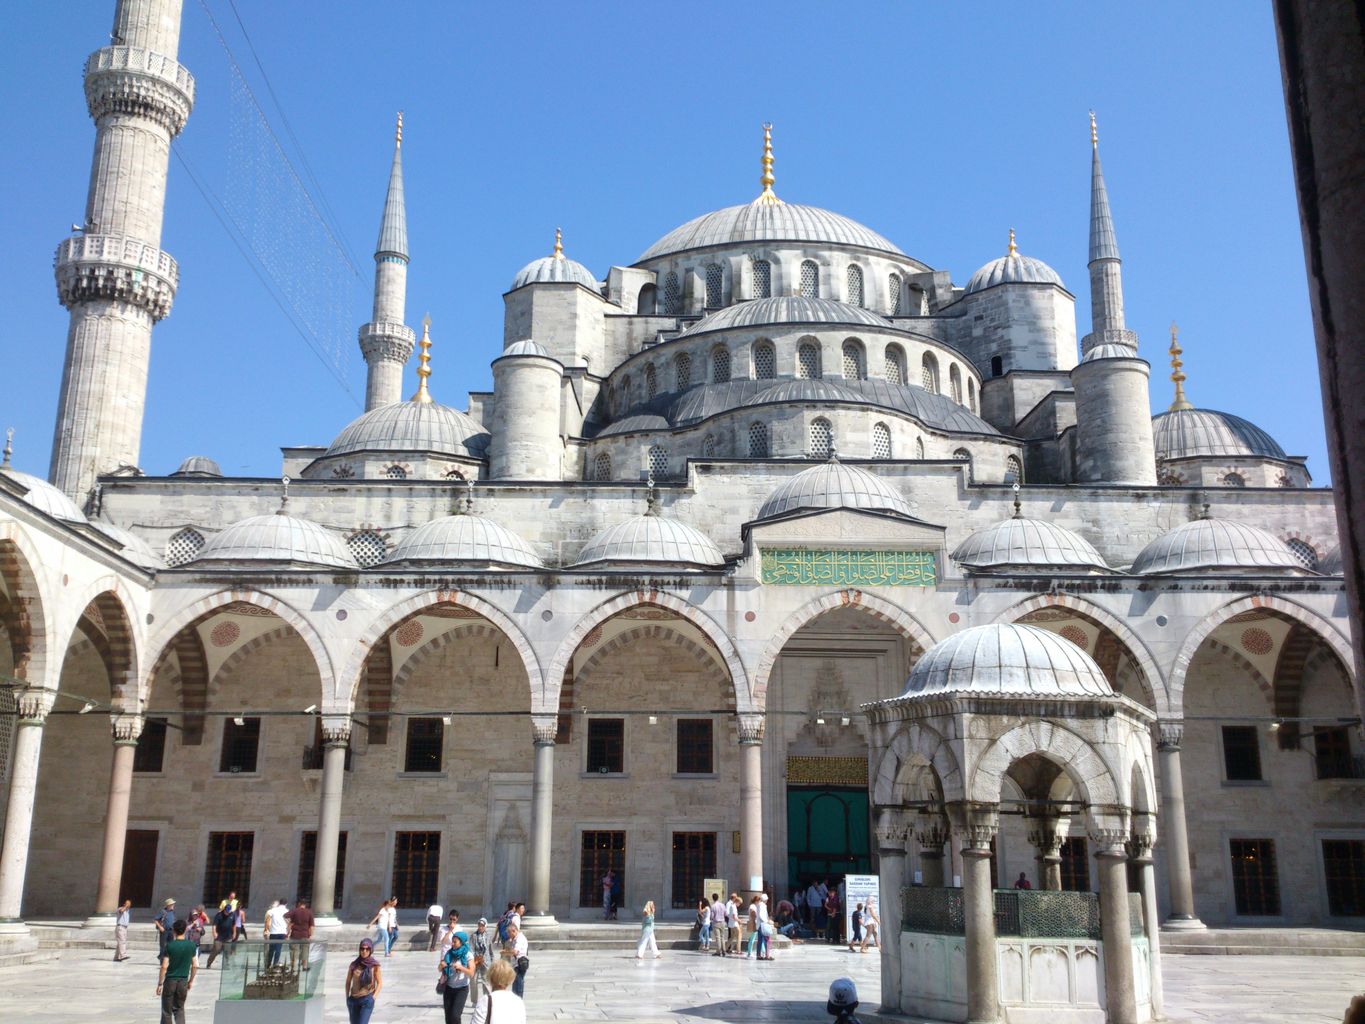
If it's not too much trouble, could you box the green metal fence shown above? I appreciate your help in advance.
[903,888,1147,939]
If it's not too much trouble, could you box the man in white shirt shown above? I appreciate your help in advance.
[709,893,729,956]
[805,882,821,925]
[439,909,463,954]
[264,898,288,968]
[427,901,444,952]
[502,923,529,997]
[114,900,132,962]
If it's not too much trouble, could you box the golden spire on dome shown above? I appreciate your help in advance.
[2,427,12,468]
[395,111,403,149]
[1168,321,1193,411]
[411,314,433,403]
[1089,110,1098,150]
[553,226,564,259]
[1007,227,1018,257]
[756,123,782,206]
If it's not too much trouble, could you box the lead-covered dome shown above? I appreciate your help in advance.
[743,379,864,407]
[1130,517,1300,575]
[904,623,1113,699]
[383,515,542,569]
[964,242,1065,294]
[191,513,358,569]
[640,202,904,263]
[756,461,912,520]
[172,456,222,477]
[952,517,1109,574]
[327,400,490,459]
[574,514,725,569]
[510,254,599,292]
[95,522,163,569]
[0,466,87,523]
[680,296,890,337]
[1152,408,1286,460]
[500,339,554,359]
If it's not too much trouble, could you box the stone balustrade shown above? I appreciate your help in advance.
[84,45,195,133]
[54,233,179,320]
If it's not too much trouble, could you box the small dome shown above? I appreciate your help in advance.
[94,522,163,569]
[904,623,1113,699]
[756,461,911,520]
[964,248,1064,295]
[1130,517,1301,575]
[383,515,542,569]
[1152,408,1286,460]
[1319,546,1343,575]
[952,517,1109,573]
[574,514,725,568]
[743,378,864,407]
[510,255,599,293]
[191,513,358,569]
[327,400,490,459]
[0,466,87,523]
[1081,344,1139,362]
[681,296,889,337]
[500,339,555,359]
[640,202,904,263]
[172,456,222,477]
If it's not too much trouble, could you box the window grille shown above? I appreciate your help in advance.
[1286,538,1317,570]
[645,365,657,400]
[675,352,692,390]
[797,343,820,379]
[950,365,963,404]
[1322,839,1365,916]
[1223,472,1246,488]
[579,831,625,907]
[331,464,354,479]
[133,717,168,773]
[915,437,925,459]
[922,355,939,394]
[297,831,347,910]
[753,260,771,298]
[593,452,612,481]
[846,264,864,306]
[444,468,465,481]
[701,435,717,458]
[0,690,13,785]
[872,423,892,459]
[404,718,445,773]
[663,272,681,314]
[219,718,261,773]
[809,418,834,459]
[676,719,714,774]
[203,832,254,906]
[884,345,904,385]
[348,530,387,567]
[648,445,669,478]
[889,274,903,315]
[1222,725,1262,781]
[1314,727,1355,780]
[753,342,775,379]
[1005,456,1024,485]
[705,264,723,308]
[1060,838,1090,892]
[842,340,864,380]
[748,422,770,457]
[671,832,717,908]
[165,528,205,567]
[711,346,731,383]
[800,260,819,298]
[1229,838,1280,916]
[391,832,441,908]
[384,465,407,480]
[953,448,972,482]
[587,718,625,773]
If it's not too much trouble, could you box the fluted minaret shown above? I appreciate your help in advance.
[358,114,415,410]
[1070,112,1157,485]
[50,0,196,503]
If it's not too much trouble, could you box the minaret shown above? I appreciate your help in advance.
[49,0,196,502]
[1070,112,1158,485]
[358,113,415,410]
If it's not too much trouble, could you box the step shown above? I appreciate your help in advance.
[1160,926,1365,956]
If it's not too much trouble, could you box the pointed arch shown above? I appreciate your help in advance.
[0,522,52,687]
[568,624,736,717]
[871,720,962,806]
[389,621,526,707]
[752,590,936,708]
[971,720,1121,809]
[60,578,139,699]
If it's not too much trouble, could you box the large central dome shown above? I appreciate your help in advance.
[639,201,904,263]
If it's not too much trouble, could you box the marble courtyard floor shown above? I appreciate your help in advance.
[0,944,1358,1022]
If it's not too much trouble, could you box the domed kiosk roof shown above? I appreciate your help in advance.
[1152,408,1286,460]
[510,229,599,292]
[172,456,222,477]
[680,296,890,336]
[327,400,489,459]
[756,461,912,520]
[1130,516,1300,575]
[904,623,1113,699]
[384,515,542,569]
[964,234,1064,295]
[500,339,555,359]
[0,466,87,523]
[641,203,903,263]
[574,513,725,569]
[191,513,358,569]
[952,516,1109,573]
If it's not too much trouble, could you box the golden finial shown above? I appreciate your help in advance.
[553,227,564,260]
[412,314,433,403]
[1089,110,1098,150]
[1007,227,1018,257]
[395,111,403,149]
[756,122,781,206]
[2,427,12,468]
[1168,321,1192,411]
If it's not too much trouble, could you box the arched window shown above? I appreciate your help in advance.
[968,379,977,413]
[752,259,772,298]
[1005,455,1024,484]
[701,434,717,458]
[711,345,731,383]
[914,437,925,459]
[872,422,892,459]
[748,422,770,457]
[846,264,864,307]
[663,272,681,314]
[841,339,865,380]
[753,341,776,379]
[619,375,632,412]
[444,468,466,481]
[921,353,940,394]
[883,344,905,385]
[888,274,903,315]
[949,364,963,404]
[1223,472,1246,488]
[348,530,387,567]
[797,341,821,379]
[809,418,834,459]
[675,352,692,390]
[637,283,657,315]
[705,263,723,308]
[331,464,355,479]
[990,355,1004,378]
[165,527,205,567]
[800,260,819,298]
[384,465,407,479]
[593,452,612,481]
[645,364,658,400]
[1286,538,1318,570]
[648,445,669,479]
[953,448,973,483]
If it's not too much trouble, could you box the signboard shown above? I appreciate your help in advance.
[761,549,936,586]
[843,873,881,941]
[703,877,728,903]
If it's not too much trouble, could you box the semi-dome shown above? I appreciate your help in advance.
[756,461,912,520]
[596,413,672,438]
[95,522,163,569]
[0,466,87,523]
[172,456,222,477]
[574,514,725,568]
[964,238,1065,294]
[1319,546,1343,576]
[904,623,1113,698]
[383,515,542,569]
[327,400,490,459]
[680,296,890,337]
[1130,517,1300,575]
[191,513,358,569]
[499,339,555,359]
[510,254,599,292]
[952,517,1109,573]
[640,202,904,263]
[1152,408,1286,460]
[743,378,864,407]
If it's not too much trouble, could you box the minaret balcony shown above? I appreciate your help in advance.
[54,234,178,320]
[359,321,417,363]
[84,45,195,134]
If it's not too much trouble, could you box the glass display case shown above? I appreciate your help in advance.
[214,941,324,1023]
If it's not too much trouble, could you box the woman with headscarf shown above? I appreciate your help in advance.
[345,939,383,1024]
[438,927,478,1022]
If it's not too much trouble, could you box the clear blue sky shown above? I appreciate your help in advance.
[1,1,1329,482]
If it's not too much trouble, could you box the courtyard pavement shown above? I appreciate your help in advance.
[0,943,1358,1022]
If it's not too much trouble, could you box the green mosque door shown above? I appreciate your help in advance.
[786,788,871,884]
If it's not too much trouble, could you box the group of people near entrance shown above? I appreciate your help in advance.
[695,892,778,958]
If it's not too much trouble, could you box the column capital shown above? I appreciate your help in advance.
[110,712,144,745]
[531,715,558,746]
[1155,719,1184,752]
[948,802,999,851]
[14,688,56,724]
[1026,820,1066,858]
[1127,832,1156,862]
[320,715,352,747]
[875,809,909,851]
[736,713,764,745]
[1089,828,1131,858]
[914,812,951,850]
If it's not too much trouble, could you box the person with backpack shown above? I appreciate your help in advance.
[496,902,514,944]
[469,917,494,1004]
[345,938,382,1024]
[205,903,237,969]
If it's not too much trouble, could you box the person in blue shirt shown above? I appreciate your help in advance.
[154,898,177,962]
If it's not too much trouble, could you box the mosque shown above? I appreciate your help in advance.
[0,0,1360,964]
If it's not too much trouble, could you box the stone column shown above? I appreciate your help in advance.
[875,810,908,1013]
[1094,832,1138,1024]
[956,808,1000,1024]
[85,712,144,927]
[1128,833,1164,1020]
[1026,818,1064,891]
[311,718,351,927]
[738,714,765,897]
[524,716,558,924]
[915,816,950,888]
[1156,722,1203,928]
[0,689,56,931]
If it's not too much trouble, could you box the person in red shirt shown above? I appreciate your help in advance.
[1014,872,1033,890]
[284,898,316,971]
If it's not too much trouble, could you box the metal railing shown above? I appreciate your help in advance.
[903,887,1145,939]
[1315,752,1365,781]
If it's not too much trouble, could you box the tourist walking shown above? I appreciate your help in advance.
[502,921,529,998]
[286,898,315,971]
[745,895,760,958]
[185,904,209,960]
[114,899,132,962]
[369,898,398,957]
[469,917,494,1003]
[859,899,880,953]
[154,898,176,962]
[345,939,383,1024]
[438,928,476,1023]
[265,897,289,968]
[427,899,444,952]
[439,909,463,955]
[156,919,198,1024]
[635,900,661,959]
[205,902,237,969]
[847,903,863,951]
[233,902,248,942]
[470,960,527,1024]
[695,898,711,951]
[755,893,774,960]
[601,868,616,920]
[218,891,239,914]
[709,893,729,956]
